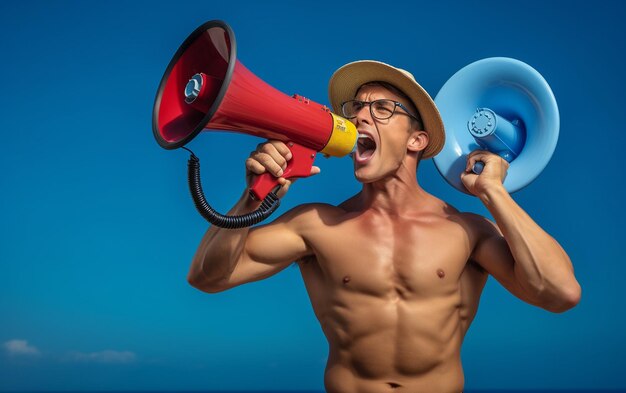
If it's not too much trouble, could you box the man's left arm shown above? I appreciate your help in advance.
[462,151,581,313]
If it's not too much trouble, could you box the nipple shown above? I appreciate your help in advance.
[343,276,351,284]
[437,269,445,278]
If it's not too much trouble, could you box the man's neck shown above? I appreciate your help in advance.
[358,164,430,216]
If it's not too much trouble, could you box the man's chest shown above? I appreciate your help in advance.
[302,215,475,298]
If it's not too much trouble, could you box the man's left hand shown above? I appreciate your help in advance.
[460,150,509,197]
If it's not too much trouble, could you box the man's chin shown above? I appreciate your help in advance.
[354,155,387,183]
[354,168,380,184]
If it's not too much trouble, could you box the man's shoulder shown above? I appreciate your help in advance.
[277,202,349,226]
[285,202,347,216]
[426,196,495,232]
[442,207,499,238]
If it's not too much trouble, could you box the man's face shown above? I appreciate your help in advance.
[352,84,424,183]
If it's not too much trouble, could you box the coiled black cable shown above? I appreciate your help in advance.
[183,148,281,229]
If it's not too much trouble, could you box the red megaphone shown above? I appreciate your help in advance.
[152,20,356,205]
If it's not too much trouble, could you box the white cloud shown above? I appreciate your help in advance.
[69,349,137,364]
[3,339,41,356]
[3,340,137,365]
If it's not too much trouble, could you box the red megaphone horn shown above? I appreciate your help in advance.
[152,20,356,228]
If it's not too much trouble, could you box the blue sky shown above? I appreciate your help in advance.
[1,0,625,391]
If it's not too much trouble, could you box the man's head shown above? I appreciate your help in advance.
[328,61,445,183]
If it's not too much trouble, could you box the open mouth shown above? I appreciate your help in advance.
[356,133,377,161]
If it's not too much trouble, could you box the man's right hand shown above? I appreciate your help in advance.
[245,140,320,199]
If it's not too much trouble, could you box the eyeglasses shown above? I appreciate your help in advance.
[341,99,421,122]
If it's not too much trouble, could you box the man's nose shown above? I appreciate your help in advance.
[355,104,373,126]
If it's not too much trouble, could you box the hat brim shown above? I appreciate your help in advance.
[328,60,445,159]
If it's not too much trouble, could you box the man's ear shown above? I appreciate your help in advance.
[407,130,429,153]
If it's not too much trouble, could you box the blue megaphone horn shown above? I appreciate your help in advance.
[433,57,560,194]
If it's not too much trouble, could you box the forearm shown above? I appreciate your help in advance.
[187,191,261,288]
[480,186,580,310]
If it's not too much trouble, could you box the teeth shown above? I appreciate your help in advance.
[358,133,372,140]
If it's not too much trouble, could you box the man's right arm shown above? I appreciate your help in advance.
[187,140,319,293]
[187,194,314,292]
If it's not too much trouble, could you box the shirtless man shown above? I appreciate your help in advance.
[186,60,581,393]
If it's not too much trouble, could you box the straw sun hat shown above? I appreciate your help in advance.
[328,60,445,159]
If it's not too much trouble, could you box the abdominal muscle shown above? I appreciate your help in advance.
[319,290,466,393]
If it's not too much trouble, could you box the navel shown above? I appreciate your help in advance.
[437,269,445,278]
[343,275,351,284]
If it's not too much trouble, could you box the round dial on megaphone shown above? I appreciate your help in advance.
[433,57,560,194]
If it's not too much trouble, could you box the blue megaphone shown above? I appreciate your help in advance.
[433,57,560,194]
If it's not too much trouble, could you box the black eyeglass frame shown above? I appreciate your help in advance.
[341,99,422,123]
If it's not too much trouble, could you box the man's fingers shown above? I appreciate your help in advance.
[257,140,292,162]
[465,151,501,172]
[247,140,299,179]
[254,152,285,177]
[258,143,288,170]
[310,166,321,176]
[269,141,293,161]
[275,177,292,199]
[246,153,283,177]
[245,157,267,175]
[466,153,483,173]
